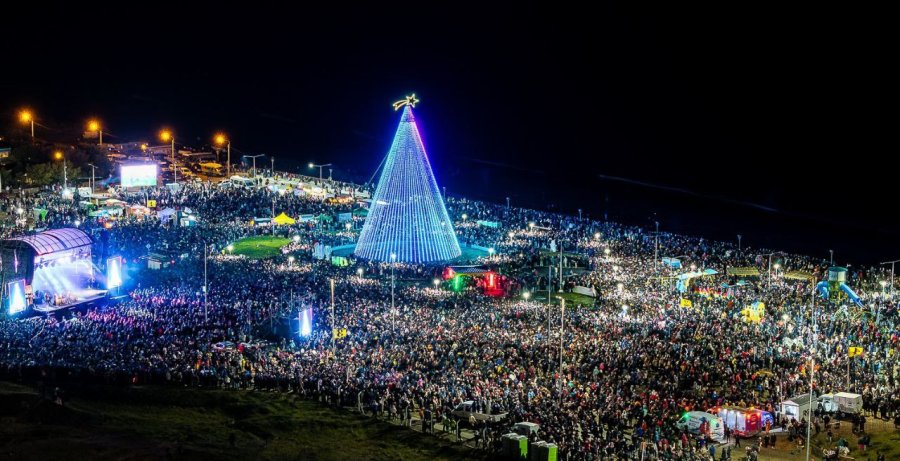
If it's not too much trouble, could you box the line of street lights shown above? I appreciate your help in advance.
[14,109,345,188]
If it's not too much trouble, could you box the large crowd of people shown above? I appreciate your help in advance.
[1,175,898,460]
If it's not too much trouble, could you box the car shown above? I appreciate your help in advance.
[451,401,508,423]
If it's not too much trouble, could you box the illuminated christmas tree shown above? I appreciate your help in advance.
[354,95,461,263]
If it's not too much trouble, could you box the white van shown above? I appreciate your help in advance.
[818,392,863,415]
[676,411,725,441]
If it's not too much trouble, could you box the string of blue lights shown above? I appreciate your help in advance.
[355,105,461,263]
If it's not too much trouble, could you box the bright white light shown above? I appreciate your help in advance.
[773,263,781,270]
[594,232,600,240]
[461,213,468,220]
[121,164,159,187]
[288,256,295,262]
[293,235,300,243]
[357,268,364,276]
[74,220,81,227]
[880,280,888,287]
[523,292,530,300]
[528,222,535,228]
[433,278,440,287]
[345,222,352,230]
[488,247,495,255]
[227,244,234,251]
[15,207,23,215]
[603,248,611,255]
[617,283,624,291]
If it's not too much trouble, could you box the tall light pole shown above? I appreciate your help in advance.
[54,151,67,192]
[214,133,231,177]
[330,278,336,358]
[246,154,265,185]
[762,252,784,287]
[88,120,103,145]
[19,110,34,140]
[87,163,96,194]
[829,249,834,266]
[270,156,275,174]
[878,280,887,325]
[880,259,900,299]
[160,129,176,185]
[737,234,742,251]
[806,276,817,461]
[203,243,209,321]
[654,221,660,270]
[308,162,332,181]
[390,253,396,331]
[559,298,565,405]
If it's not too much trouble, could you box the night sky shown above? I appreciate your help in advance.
[2,6,895,261]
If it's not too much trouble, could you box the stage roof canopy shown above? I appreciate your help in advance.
[6,228,92,256]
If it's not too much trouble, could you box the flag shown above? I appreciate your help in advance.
[848,346,864,358]
[680,298,693,308]
[332,328,348,340]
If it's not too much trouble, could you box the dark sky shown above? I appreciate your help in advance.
[2,5,896,261]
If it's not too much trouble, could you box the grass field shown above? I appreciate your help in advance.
[0,381,487,461]
[230,236,291,259]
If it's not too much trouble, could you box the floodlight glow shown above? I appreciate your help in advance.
[299,308,313,337]
[354,104,461,263]
[106,256,123,289]
[7,280,27,314]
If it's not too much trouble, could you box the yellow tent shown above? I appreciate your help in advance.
[273,212,296,225]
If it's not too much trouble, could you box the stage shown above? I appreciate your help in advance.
[32,289,109,314]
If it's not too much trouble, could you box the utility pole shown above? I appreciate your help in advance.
[654,221,659,270]
[330,278,335,358]
[203,243,208,322]
[558,243,563,289]
[391,253,396,331]
[806,277,817,461]
[559,298,565,405]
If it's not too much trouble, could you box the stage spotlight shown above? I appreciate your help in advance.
[107,256,123,289]
[299,308,313,337]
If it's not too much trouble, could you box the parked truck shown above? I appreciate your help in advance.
[817,392,863,416]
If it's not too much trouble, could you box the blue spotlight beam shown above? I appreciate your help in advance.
[355,104,461,263]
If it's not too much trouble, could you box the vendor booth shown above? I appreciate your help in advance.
[711,406,774,436]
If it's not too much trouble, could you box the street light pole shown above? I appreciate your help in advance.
[559,298,565,405]
[330,278,335,358]
[829,250,834,266]
[87,163,96,194]
[308,163,333,181]
[806,277,817,461]
[203,243,209,322]
[271,156,275,175]
[390,253,396,332]
[654,221,659,270]
[246,154,265,185]
[737,234,742,252]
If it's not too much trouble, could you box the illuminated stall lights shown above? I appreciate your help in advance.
[355,101,461,263]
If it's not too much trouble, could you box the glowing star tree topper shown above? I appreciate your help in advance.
[355,96,461,263]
